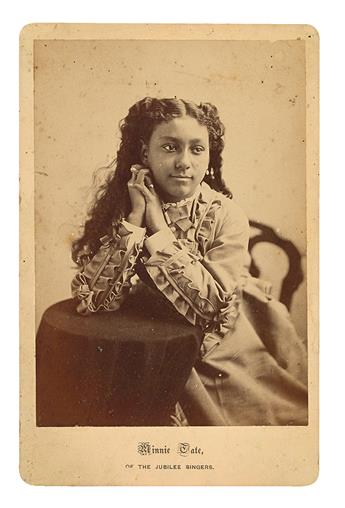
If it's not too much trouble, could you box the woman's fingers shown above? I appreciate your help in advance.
[129,167,160,204]
[264,282,273,295]
[128,166,138,186]
[144,174,160,198]
[144,173,153,185]
[135,168,150,185]
[128,166,149,187]
[131,182,152,201]
[144,174,157,195]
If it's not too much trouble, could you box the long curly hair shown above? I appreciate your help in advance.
[71,97,232,265]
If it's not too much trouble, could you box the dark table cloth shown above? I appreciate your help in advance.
[36,288,203,426]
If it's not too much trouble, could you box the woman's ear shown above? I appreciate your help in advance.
[140,140,149,165]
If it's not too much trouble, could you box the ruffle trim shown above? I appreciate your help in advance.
[165,260,219,315]
[145,266,199,326]
[144,189,239,332]
[195,199,222,256]
[145,263,240,333]
[162,185,201,210]
[72,226,143,314]
[159,184,223,255]
[215,289,241,334]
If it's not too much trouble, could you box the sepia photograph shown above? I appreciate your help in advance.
[20,23,318,485]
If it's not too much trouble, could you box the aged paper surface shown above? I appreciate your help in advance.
[20,23,319,485]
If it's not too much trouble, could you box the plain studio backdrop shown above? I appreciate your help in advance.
[34,39,307,341]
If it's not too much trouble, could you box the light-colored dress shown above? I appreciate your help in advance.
[71,182,308,425]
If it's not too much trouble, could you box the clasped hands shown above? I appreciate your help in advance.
[127,165,167,234]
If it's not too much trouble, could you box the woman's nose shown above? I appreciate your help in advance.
[175,149,191,170]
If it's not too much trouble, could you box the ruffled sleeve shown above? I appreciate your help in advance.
[71,220,146,315]
[143,196,249,336]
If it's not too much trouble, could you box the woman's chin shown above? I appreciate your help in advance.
[161,183,197,202]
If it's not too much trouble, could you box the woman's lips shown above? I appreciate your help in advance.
[170,175,192,180]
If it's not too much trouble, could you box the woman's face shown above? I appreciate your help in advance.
[142,116,210,202]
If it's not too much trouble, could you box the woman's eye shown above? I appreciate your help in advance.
[191,145,205,154]
[162,144,176,152]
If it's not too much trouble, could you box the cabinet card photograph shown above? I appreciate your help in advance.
[20,23,319,485]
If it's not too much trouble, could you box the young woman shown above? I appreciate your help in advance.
[71,97,308,425]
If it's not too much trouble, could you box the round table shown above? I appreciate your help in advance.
[36,288,203,426]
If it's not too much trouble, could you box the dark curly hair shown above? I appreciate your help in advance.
[71,97,232,265]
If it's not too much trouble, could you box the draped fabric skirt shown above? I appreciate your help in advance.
[194,290,308,426]
[134,273,308,426]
